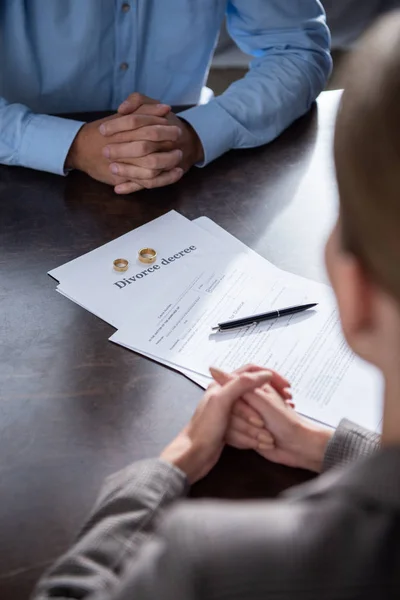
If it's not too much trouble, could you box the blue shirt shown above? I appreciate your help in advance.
[0,0,331,176]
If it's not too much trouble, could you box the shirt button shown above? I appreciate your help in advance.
[120,62,129,71]
[122,3,130,12]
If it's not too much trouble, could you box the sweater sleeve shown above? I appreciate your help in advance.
[322,419,381,472]
[31,459,188,600]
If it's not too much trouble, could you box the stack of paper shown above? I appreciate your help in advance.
[50,211,383,431]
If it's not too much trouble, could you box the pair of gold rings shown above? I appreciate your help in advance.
[113,247,157,272]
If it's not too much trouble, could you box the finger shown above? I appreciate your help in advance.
[113,181,144,195]
[106,129,175,147]
[234,364,290,388]
[137,125,182,143]
[139,167,184,190]
[134,104,172,117]
[110,174,132,186]
[209,369,272,413]
[234,364,291,391]
[104,140,162,160]
[99,115,169,137]
[111,149,183,172]
[225,429,258,451]
[229,415,274,445]
[261,382,292,402]
[110,163,162,180]
[242,387,286,428]
[118,92,169,112]
[120,103,170,118]
[103,141,182,161]
[207,381,219,392]
[114,167,183,193]
[257,443,276,458]
[232,399,264,427]
[211,364,290,400]
[211,366,240,386]
[111,124,181,144]
[110,141,178,156]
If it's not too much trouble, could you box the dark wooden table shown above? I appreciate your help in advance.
[0,92,340,600]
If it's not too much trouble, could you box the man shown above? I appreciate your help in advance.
[0,1,331,194]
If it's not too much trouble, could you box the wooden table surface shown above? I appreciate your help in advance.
[0,91,340,600]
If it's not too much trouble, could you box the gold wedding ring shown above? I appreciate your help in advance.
[113,258,129,272]
[138,247,157,264]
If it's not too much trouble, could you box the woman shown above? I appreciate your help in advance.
[32,12,400,600]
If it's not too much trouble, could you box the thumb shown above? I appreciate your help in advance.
[118,92,170,115]
[209,366,234,386]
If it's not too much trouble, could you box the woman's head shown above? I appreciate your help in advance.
[326,11,400,374]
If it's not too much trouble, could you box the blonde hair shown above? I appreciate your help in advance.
[334,11,400,301]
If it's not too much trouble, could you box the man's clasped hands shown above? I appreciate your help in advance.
[66,94,204,194]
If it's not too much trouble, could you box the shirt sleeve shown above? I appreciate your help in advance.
[322,419,381,472]
[31,459,188,600]
[178,0,332,166]
[0,97,84,175]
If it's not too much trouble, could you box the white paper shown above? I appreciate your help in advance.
[50,210,383,431]
[112,251,383,431]
[50,211,235,328]
[51,211,237,389]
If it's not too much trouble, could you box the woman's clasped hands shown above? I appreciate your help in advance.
[161,364,333,484]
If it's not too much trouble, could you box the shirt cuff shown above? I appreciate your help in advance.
[18,113,85,176]
[178,102,236,167]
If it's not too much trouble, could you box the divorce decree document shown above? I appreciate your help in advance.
[112,252,383,431]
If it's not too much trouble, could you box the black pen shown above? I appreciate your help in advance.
[211,303,318,332]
